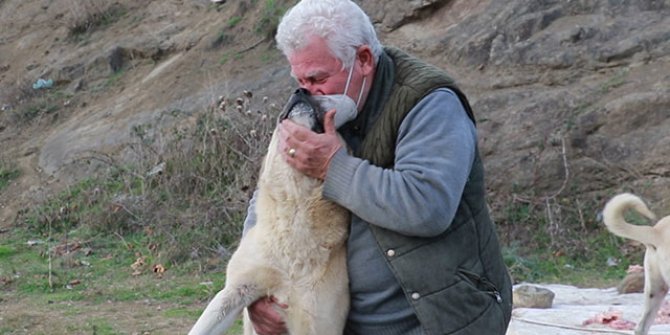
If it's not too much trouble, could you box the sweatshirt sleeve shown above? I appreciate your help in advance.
[323,88,477,237]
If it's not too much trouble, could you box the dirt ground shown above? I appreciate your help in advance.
[0,293,196,335]
[0,297,186,334]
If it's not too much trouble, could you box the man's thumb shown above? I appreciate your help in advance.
[324,109,337,133]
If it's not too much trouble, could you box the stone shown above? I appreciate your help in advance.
[513,284,555,309]
[617,270,645,294]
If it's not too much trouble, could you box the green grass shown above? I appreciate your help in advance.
[227,16,242,28]
[84,319,116,335]
[496,194,646,287]
[0,225,238,333]
[0,244,16,258]
[0,220,224,298]
[163,306,200,318]
[0,226,227,304]
[6,88,73,125]
[504,245,637,287]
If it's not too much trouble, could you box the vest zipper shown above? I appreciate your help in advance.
[458,268,503,304]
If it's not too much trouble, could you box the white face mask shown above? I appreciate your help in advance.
[311,60,366,129]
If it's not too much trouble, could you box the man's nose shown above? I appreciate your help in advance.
[299,83,324,96]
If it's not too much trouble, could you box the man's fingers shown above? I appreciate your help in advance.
[269,295,289,309]
[281,119,310,141]
[278,123,299,159]
[277,129,290,156]
[248,297,288,334]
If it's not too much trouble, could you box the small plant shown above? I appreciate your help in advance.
[104,68,126,88]
[0,159,20,191]
[6,85,73,126]
[211,16,244,50]
[255,0,288,39]
[260,50,278,64]
[67,0,126,39]
[599,68,629,93]
[219,51,244,65]
[219,52,232,65]
[227,16,242,28]
[211,31,234,50]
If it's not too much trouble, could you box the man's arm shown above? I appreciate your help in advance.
[323,88,477,237]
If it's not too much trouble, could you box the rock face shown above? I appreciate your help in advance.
[435,0,670,206]
[0,0,669,227]
[371,0,670,241]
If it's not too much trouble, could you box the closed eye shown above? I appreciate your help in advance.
[299,75,327,87]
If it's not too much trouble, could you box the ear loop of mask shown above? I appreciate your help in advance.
[343,58,366,109]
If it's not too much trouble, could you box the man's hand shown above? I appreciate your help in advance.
[247,296,289,335]
[279,109,343,180]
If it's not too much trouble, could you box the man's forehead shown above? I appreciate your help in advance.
[290,66,331,79]
[289,55,342,79]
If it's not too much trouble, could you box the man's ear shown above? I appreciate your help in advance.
[356,45,375,76]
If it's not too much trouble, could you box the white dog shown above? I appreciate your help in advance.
[188,89,352,335]
[603,193,670,335]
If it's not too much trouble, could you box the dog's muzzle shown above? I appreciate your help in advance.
[278,88,325,133]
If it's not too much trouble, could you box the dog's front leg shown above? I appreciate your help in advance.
[190,232,280,335]
[189,286,249,335]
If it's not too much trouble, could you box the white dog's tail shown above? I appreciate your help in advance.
[603,193,659,247]
[188,285,264,335]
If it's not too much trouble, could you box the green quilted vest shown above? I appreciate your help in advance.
[360,47,513,334]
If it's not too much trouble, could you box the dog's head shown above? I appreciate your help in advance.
[278,88,325,133]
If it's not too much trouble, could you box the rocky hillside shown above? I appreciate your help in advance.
[1,0,669,243]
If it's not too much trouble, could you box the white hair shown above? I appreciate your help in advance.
[276,0,382,70]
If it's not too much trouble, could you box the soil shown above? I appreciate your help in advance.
[0,295,195,335]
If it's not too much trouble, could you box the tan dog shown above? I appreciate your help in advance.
[603,193,670,335]
[189,90,350,335]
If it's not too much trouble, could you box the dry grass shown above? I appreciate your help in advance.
[18,90,280,269]
[66,0,126,37]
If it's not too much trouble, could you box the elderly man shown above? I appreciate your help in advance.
[243,0,513,334]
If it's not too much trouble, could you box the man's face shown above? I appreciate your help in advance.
[288,35,361,100]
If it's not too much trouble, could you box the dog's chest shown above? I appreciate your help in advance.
[255,166,348,281]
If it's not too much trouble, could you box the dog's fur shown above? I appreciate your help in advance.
[188,96,350,335]
[603,193,670,335]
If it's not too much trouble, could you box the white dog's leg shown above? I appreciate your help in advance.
[242,309,257,335]
[189,264,282,335]
[636,250,668,335]
[189,287,248,335]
